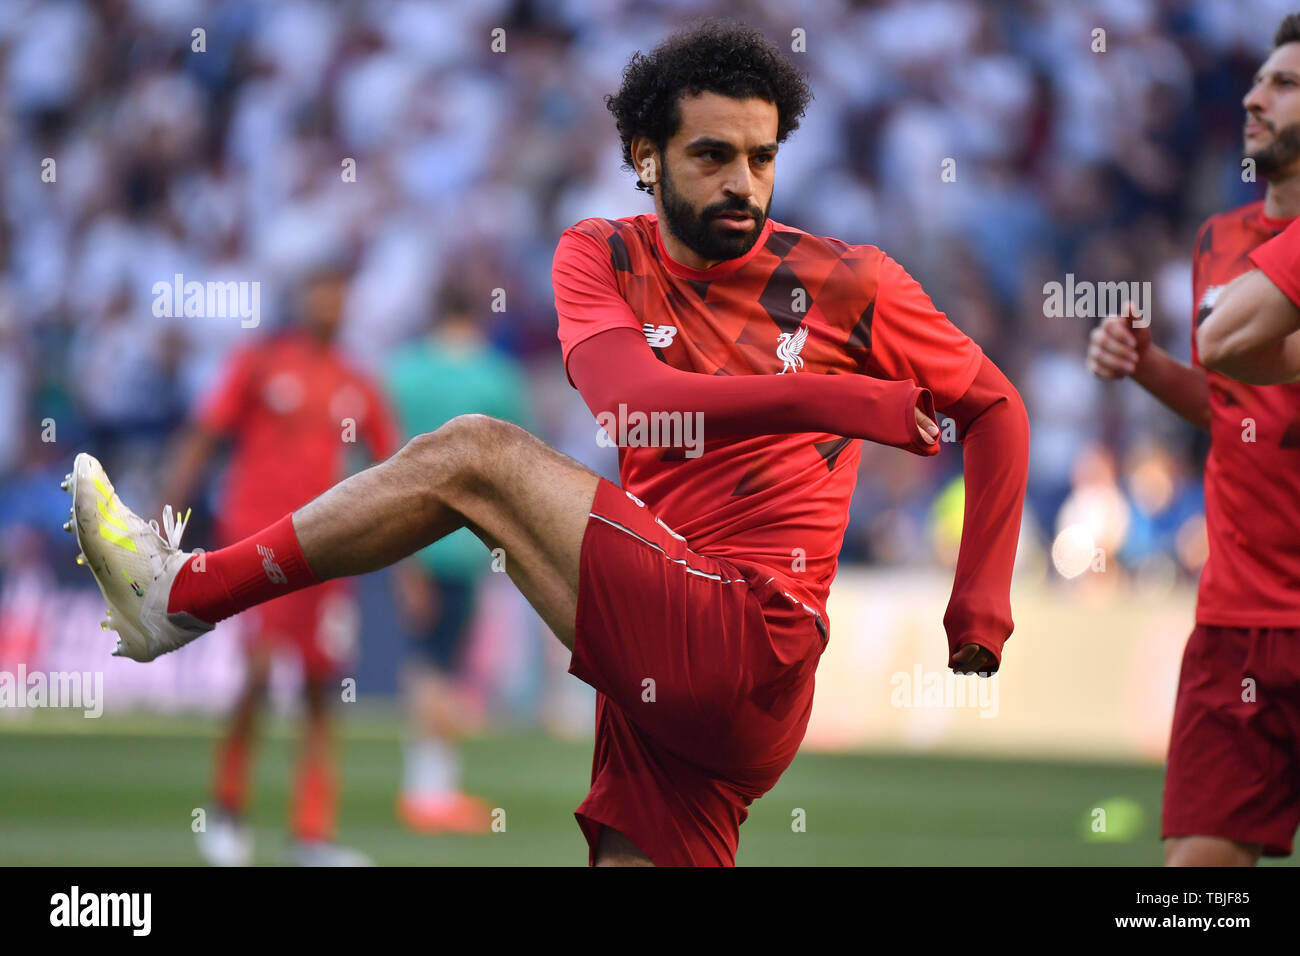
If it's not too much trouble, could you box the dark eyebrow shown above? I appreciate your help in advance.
[1255,69,1300,84]
[685,137,779,154]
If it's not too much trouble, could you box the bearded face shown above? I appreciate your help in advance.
[658,153,771,263]
[1247,119,1300,178]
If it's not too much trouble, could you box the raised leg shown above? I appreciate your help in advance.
[293,414,599,651]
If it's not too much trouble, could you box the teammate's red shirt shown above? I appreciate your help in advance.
[198,330,399,542]
[1250,212,1300,306]
[1191,200,1300,626]
[553,213,984,629]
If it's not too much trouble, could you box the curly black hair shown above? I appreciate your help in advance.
[604,19,813,195]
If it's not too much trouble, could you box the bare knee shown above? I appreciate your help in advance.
[1164,836,1261,866]
[402,414,529,496]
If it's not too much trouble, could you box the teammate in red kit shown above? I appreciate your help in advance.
[1087,15,1300,866]
[66,21,1028,866]
[157,264,398,866]
[1199,213,1300,381]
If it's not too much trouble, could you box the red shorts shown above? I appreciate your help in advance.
[569,478,827,866]
[240,580,357,680]
[1162,624,1300,856]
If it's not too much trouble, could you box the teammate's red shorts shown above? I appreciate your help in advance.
[239,580,358,680]
[1162,624,1300,856]
[569,478,827,866]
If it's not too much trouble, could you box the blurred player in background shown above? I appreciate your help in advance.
[385,281,530,833]
[1087,13,1300,866]
[157,263,398,865]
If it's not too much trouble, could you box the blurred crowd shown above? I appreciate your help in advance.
[0,0,1292,605]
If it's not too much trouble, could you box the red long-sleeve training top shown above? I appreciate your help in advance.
[556,213,1029,668]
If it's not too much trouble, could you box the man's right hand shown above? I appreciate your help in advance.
[1087,306,1152,380]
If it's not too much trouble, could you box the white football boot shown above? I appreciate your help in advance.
[64,452,213,661]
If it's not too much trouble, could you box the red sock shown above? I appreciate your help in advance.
[167,514,320,624]
[291,749,337,842]
[215,733,251,815]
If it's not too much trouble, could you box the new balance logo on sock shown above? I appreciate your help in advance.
[257,545,287,584]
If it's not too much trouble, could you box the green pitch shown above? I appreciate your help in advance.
[1,710,1294,866]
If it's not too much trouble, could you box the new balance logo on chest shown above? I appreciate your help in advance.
[643,324,677,348]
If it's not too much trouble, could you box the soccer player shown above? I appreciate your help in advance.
[1197,206,1300,383]
[155,264,398,865]
[66,21,1028,866]
[385,282,530,833]
[1086,15,1300,866]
